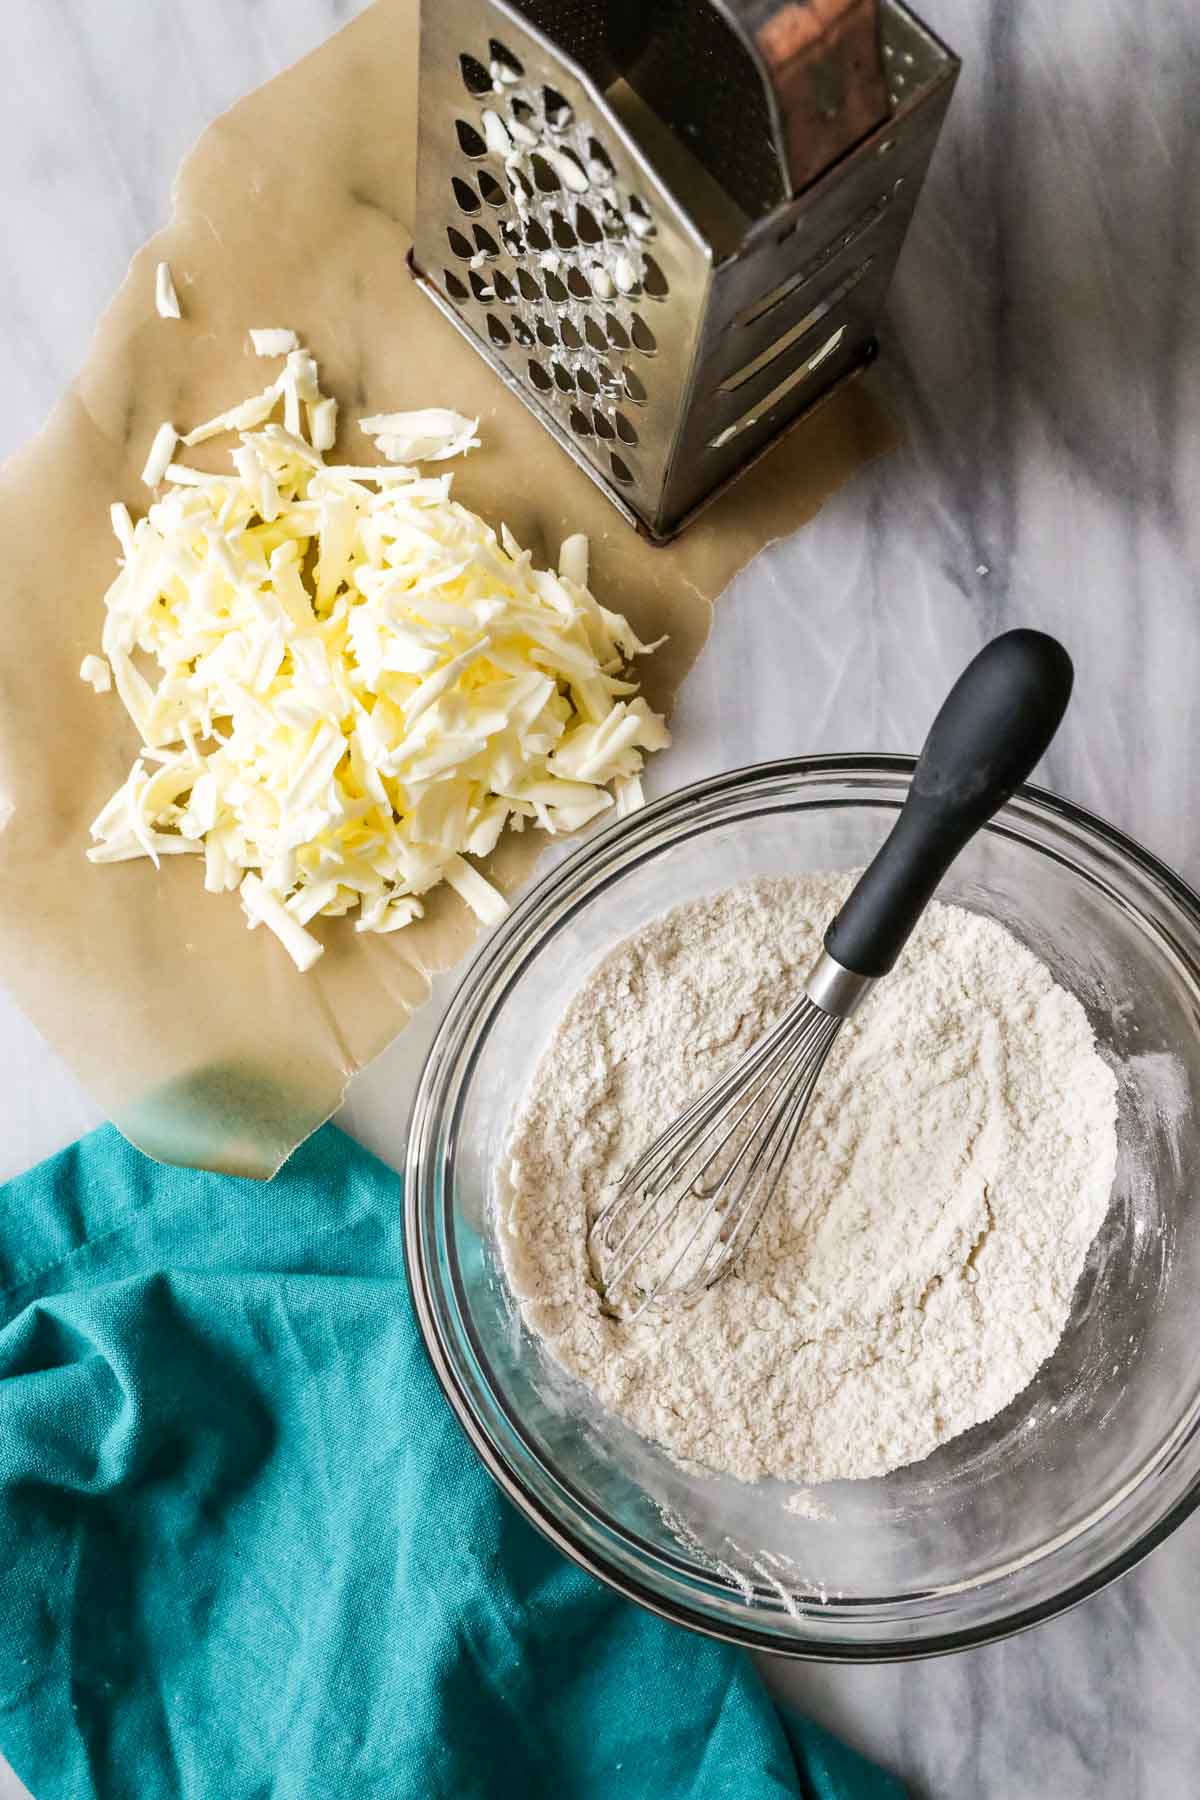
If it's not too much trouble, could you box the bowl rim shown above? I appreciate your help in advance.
[404,753,1200,1660]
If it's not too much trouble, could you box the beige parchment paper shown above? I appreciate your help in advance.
[0,0,891,1177]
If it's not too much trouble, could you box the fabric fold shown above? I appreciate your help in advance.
[0,1125,903,1800]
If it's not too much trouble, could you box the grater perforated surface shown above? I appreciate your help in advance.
[412,0,959,539]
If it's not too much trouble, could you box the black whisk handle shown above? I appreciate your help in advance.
[825,630,1074,979]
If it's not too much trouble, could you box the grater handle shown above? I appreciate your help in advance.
[712,0,889,193]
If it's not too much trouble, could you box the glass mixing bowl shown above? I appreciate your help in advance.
[404,758,1200,1658]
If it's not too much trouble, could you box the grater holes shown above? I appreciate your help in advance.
[543,87,573,132]
[488,39,524,81]
[642,256,669,299]
[551,147,589,192]
[722,259,875,393]
[587,138,615,182]
[744,198,889,327]
[600,199,627,239]
[509,98,540,148]
[576,204,603,245]
[551,210,577,250]
[480,108,513,155]
[612,258,641,298]
[443,80,658,487]
[627,195,657,240]
[631,316,658,355]
[460,53,492,96]
[708,328,847,449]
[531,154,562,194]
[455,119,487,159]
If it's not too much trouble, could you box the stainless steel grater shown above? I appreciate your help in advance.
[410,0,959,541]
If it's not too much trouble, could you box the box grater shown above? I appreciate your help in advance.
[410,1,959,541]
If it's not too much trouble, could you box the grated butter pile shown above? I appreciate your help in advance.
[84,334,669,972]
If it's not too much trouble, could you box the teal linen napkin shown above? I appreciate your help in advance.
[0,1124,904,1800]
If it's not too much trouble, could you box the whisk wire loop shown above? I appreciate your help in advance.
[593,1001,805,1278]
[590,993,842,1315]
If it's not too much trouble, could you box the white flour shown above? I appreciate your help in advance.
[498,876,1119,1484]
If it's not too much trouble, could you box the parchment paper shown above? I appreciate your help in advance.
[0,0,891,1177]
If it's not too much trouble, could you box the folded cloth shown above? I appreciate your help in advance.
[0,1124,905,1800]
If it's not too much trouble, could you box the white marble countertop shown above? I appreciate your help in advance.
[1,2,1198,1796]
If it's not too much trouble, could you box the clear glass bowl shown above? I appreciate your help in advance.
[404,759,1200,1658]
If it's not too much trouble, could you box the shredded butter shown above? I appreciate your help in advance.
[84,336,669,971]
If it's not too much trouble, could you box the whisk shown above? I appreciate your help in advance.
[589,629,1075,1317]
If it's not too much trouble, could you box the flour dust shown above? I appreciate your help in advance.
[498,875,1119,1484]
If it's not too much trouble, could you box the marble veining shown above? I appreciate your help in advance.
[1,2,1198,1796]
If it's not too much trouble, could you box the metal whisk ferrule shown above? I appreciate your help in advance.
[588,950,873,1318]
